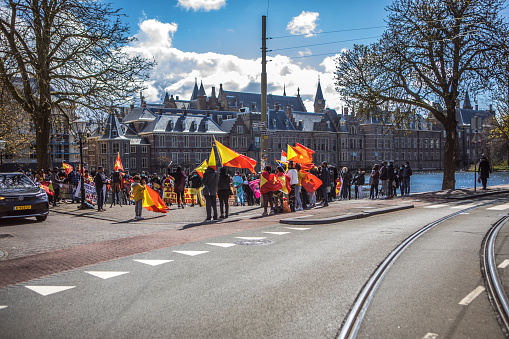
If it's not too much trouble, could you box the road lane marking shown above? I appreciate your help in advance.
[423,333,438,339]
[173,250,209,256]
[133,260,174,266]
[451,204,477,209]
[459,286,485,305]
[487,203,509,210]
[424,204,449,208]
[25,286,76,296]
[85,271,129,279]
[498,259,509,268]
[263,232,291,235]
[0,306,7,310]
[284,227,311,230]
[206,243,236,248]
[235,237,267,240]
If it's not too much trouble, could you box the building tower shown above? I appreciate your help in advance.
[313,77,326,113]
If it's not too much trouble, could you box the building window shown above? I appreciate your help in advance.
[113,142,119,154]
[237,125,243,134]
[413,152,417,160]
[142,146,148,153]
[159,135,165,147]
[394,138,398,148]
[413,138,417,149]
[172,135,177,146]
[142,157,148,168]
[255,137,260,148]
[172,152,178,163]
[400,137,405,148]
[196,152,201,164]
[196,136,200,148]
[130,145,136,154]
[184,152,190,164]
[424,139,428,148]
[130,158,136,169]
[101,143,107,154]
[241,137,247,148]
[101,158,107,168]
[232,136,238,148]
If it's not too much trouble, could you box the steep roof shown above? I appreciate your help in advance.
[463,90,473,109]
[456,108,492,127]
[190,79,199,101]
[100,113,127,140]
[138,114,226,135]
[198,81,206,97]
[223,91,307,112]
[314,79,325,106]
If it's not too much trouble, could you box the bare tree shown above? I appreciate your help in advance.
[335,0,508,189]
[0,0,155,169]
[0,85,33,156]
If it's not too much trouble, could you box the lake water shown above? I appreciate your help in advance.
[409,171,509,193]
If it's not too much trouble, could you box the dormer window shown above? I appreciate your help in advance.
[298,120,303,129]
[204,121,209,131]
[284,120,289,127]
[169,121,174,129]
[182,121,186,130]
[273,118,277,127]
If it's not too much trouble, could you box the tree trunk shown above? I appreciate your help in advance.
[34,109,52,170]
[442,119,458,190]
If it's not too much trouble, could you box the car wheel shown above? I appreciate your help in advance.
[36,215,47,222]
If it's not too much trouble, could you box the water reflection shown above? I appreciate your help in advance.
[409,171,509,193]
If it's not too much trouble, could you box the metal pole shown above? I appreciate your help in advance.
[261,15,268,172]
[0,152,3,172]
[79,134,86,210]
[474,134,477,192]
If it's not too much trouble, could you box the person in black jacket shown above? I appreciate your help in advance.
[379,161,388,198]
[320,162,330,206]
[478,155,492,189]
[202,166,219,221]
[188,171,202,206]
[400,162,413,196]
[353,168,365,199]
[94,166,107,211]
[387,161,395,199]
[217,167,231,218]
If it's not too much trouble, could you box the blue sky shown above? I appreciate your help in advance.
[110,0,393,111]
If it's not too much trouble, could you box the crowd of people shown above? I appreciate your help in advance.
[23,155,495,221]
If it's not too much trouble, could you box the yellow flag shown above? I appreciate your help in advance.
[208,147,216,169]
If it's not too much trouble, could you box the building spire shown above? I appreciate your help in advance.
[463,90,473,109]
[283,84,286,96]
[190,78,199,101]
[313,77,325,113]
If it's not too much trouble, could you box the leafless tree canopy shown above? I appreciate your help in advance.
[0,0,155,169]
[335,0,509,189]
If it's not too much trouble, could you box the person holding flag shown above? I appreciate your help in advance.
[131,175,146,220]
[260,165,283,216]
[202,164,219,221]
[274,166,290,213]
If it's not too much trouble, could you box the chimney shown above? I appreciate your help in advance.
[344,107,349,116]
[489,104,493,113]
[130,104,134,110]
[176,96,179,100]
[475,104,478,110]
[274,102,279,111]
[285,104,292,115]
[182,109,187,116]
[158,108,162,115]
[211,86,216,98]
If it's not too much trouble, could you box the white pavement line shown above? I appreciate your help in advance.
[85,271,129,280]
[263,232,291,235]
[498,259,509,269]
[459,286,485,305]
[487,203,509,210]
[206,243,236,248]
[284,227,311,230]
[133,259,174,266]
[235,237,267,240]
[422,333,438,339]
[292,214,315,219]
[458,212,470,215]
[424,204,449,208]
[0,306,8,310]
[451,204,477,209]
[173,250,209,256]
[230,214,259,219]
[25,286,76,296]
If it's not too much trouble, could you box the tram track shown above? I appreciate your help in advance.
[336,199,498,339]
[481,215,509,336]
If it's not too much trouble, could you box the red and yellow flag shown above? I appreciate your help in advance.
[194,159,208,178]
[276,172,291,194]
[62,161,73,175]
[301,172,322,193]
[287,145,313,164]
[260,170,283,194]
[295,142,315,155]
[143,186,170,213]
[114,152,124,172]
[208,147,216,170]
[40,181,54,196]
[215,138,257,173]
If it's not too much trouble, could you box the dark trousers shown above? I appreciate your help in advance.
[205,195,217,220]
[370,184,378,199]
[402,178,410,195]
[176,191,185,205]
[96,187,104,210]
[481,177,488,189]
[53,187,60,206]
[262,192,274,211]
[321,185,328,206]
[218,190,229,217]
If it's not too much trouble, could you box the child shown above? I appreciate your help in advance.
[131,175,146,220]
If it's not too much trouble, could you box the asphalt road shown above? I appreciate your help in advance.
[1,196,509,338]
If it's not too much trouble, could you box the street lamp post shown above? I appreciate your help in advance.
[0,140,6,172]
[72,119,87,210]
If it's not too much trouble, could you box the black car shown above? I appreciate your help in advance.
[0,172,49,221]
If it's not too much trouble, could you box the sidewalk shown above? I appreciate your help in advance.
[0,185,508,287]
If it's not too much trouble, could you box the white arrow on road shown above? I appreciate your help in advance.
[85,271,129,280]
[25,286,76,296]
[133,260,174,266]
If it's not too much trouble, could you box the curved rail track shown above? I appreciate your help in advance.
[337,200,503,339]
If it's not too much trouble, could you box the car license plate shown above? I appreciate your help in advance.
[14,205,31,210]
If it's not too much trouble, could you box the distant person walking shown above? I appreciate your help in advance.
[202,166,219,221]
[478,155,492,189]
[94,166,107,211]
[369,164,380,199]
[217,167,232,219]
[401,161,413,196]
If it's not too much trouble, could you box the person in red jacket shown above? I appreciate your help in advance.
[260,165,283,216]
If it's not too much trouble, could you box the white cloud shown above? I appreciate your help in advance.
[298,48,312,57]
[125,19,344,111]
[177,0,226,11]
[286,11,321,37]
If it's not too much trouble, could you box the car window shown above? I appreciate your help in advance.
[0,174,36,189]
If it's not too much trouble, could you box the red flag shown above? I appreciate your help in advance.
[295,142,315,154]
[287,145,313,164]
[215,138,257,173]
[301,172,322,193]
[40,181,54,196]
[143,186,169,213]
[114,152,124,172]
[260,170,283,194]
[276,172,291,194]
[62,161,73,175]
